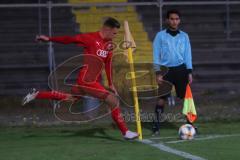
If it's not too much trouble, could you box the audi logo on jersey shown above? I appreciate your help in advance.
[96,49,109,58]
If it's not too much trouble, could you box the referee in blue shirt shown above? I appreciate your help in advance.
[152,9,193,135]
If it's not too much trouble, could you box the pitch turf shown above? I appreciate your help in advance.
[0,122,239,160]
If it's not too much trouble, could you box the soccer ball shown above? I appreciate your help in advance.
[178,124,196,140]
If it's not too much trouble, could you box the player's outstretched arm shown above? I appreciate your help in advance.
[36,35,50,42]
[36,34,85,45]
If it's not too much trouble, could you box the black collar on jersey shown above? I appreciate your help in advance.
[166,28,180,37]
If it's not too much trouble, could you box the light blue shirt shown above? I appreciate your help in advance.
[153,29,192,72]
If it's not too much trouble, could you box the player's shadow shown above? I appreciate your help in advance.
[61,127,124,142]
[21,127,124,142]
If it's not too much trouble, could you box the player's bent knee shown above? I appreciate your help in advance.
[157,98,165,106]
[105,94,119,108]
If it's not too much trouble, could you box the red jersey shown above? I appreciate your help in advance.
[49,32,113,86]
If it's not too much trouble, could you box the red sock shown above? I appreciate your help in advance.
[111,107,128,135]
[36,91,70,100]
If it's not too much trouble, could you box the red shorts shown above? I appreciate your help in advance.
[71,69,110,100]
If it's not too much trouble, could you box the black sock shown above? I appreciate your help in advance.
[152,105,164,132]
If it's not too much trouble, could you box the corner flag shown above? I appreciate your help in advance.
[182,84,197,123]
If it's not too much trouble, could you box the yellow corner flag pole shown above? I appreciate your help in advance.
[124,20,143,140]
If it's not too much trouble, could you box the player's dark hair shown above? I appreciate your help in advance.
[166,9,181,19]
[103,17,120,29]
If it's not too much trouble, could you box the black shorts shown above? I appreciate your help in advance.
[161,64,189,99]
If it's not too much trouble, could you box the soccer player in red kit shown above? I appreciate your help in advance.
[22,17,139,140]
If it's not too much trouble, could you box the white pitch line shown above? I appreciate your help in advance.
[166,134,240,144]
[140,139,206,160]
[149,135,211,140]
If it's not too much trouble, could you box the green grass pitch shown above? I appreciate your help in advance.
[0,122,239,160]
